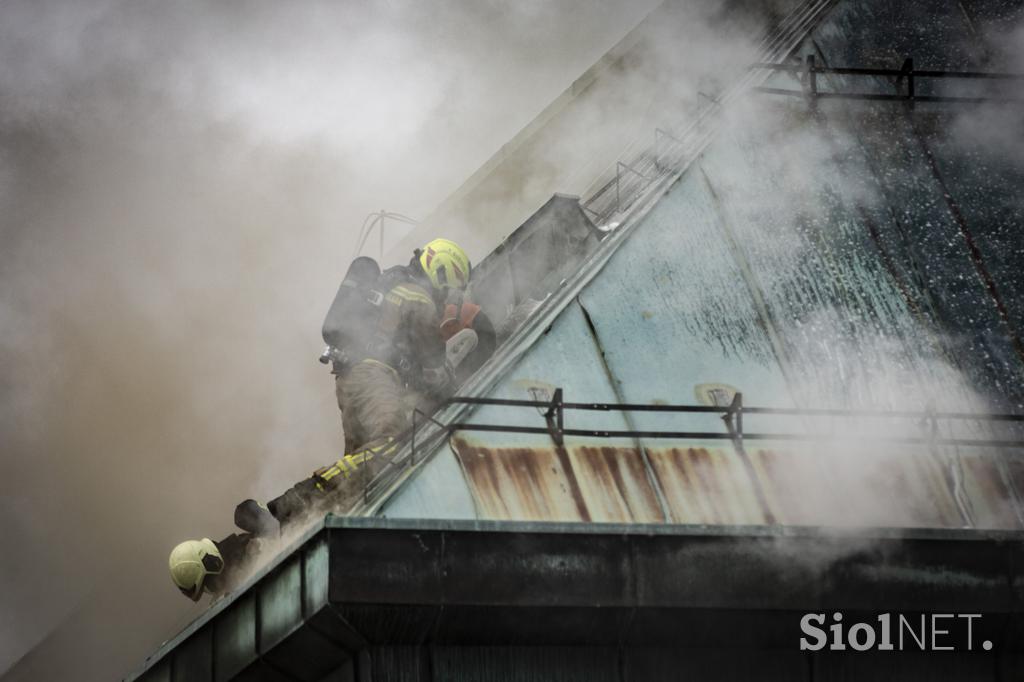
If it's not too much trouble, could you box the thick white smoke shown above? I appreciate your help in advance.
[0,1,659,679]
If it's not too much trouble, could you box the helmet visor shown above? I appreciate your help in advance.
[202,553,224,574]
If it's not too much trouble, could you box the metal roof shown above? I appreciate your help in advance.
[358,0,844,519]
[368,0,1024,529]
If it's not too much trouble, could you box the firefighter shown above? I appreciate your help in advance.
[322,238,473,454]
[168,439,394,602]
[169,240,490,600]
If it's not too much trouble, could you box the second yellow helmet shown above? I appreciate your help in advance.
[169,538,224,602]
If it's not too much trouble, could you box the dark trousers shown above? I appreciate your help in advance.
[335,359,410,453]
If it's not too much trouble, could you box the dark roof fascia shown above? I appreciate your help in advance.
[326,515,1024,544]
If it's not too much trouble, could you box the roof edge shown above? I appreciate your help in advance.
[328,515,1024,543]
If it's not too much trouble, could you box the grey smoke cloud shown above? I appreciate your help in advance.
[5,0,1020,679]
[0,1,659,679]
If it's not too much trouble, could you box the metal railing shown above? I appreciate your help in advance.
[428,391,1024,450]
[353,389,1024,508]
[354,209,419,261]
[579,0,840,226]
[580,38,1024,227]
[752,54,1024,108]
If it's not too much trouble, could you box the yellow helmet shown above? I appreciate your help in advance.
[169,538,224,601]
[418,238,471,291]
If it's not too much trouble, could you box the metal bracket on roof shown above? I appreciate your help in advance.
[411,408,440,469]
[896,57,915,110]
[615,161,651,215]
[802,53,819,112]
[722,392,777,524]
[721,391,744,444]
[544,388,565,447]
[753,56,1024,105]
[919,402,976,529]
[654,128,685,173]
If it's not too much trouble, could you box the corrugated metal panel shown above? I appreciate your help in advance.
[647,447,775,525]
[746,445,1023,529]
[449,438,1024,529]
[451,440,664,523]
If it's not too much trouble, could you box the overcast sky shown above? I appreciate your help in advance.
[0,1,659,679]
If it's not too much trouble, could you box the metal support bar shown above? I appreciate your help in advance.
[752,61,1024,80]
[722,391,744,443]
[805,53,818,112]
[614,161,651,215]
[411,408,417,468]
[410,408,448,467]
[754,87,1024,104]
[655,128,685,171]
[902,57,915,110]
[372,392,1024,512]
[445,395,1024,422]
[362,442,369,504]
[617,161,650,181]
[544,388,565,447]
[753,55,1024,106]
[722,392,777,524]
[922,405,975,528]
[655,127,683,144]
